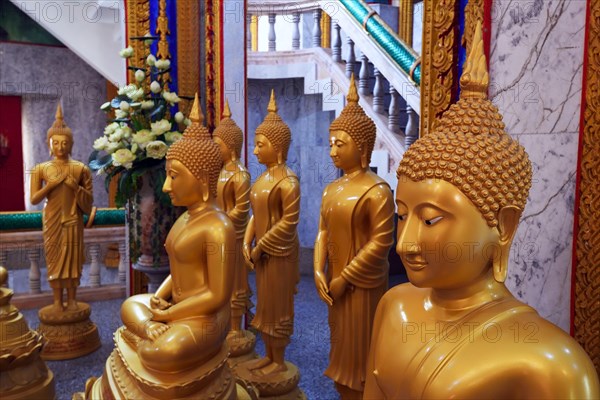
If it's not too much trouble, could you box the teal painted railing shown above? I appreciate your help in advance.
[338,0,421,85]
[0,208,125,231]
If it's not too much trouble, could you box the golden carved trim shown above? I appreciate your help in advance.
[204,0,221,130]
[156,0,171,85]
[419,0,459,136]
[463,0,484,55]
[126,0,150,84]
[399,0,413,46]
[574,0,600,373]
[214,0,222,128]
[321,12,331,48]
[251,15,258,52]
[176,0,200,116]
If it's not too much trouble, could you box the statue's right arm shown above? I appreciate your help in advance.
[29,165,52,205]
[314,214,332,306]
[243,215,255,269]
[364,291,389,399]
[153,275,172,300]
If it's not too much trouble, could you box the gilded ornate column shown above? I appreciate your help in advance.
[126,0,150,84]
[574,0,600,373]
[419,0,460,136]
[204,0,222,130]
[398,0,413,46]
[176,0,200,116]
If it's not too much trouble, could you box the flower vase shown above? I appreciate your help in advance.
[127,170,181,293]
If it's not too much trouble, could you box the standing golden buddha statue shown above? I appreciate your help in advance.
[81,94,253,400]
[314,75,394,400]
[30,103,100,360]
[236,90,304,399]
[363,23,600,399]
[213,99,255,366]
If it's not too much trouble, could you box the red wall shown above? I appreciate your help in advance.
[0,96,25,211]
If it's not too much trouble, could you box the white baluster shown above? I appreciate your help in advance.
[388,85,401,132]
[268,13,276,52]
[292,12,300,50]
[373,67,385,114]
[405,105,420,146]
[312,9,322,47]
[118,241,127,284]
[27,248,41,294]
[359,52,370,96]
[346,37,355,78]
[246,13,252,51]
[332,22,342,62]
[88,243,101,288]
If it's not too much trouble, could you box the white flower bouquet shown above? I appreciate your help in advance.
[89,36,190,207]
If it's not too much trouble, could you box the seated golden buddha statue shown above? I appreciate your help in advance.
[363,24,600,399]
[236,90,303,399]
[213,100,254,363]
[83,95,242,400]
[314,75,394,400]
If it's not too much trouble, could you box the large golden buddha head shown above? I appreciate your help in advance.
[395,22,532,286]
[213,99,244,162]
[255,90,291,163]
[165,94,222,201]
[47,103,73,157]
[329,74,376,168]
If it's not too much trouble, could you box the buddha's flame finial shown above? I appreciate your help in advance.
[189,93,205,125]
[47,101,72,140]
[460,21,489,98]
[223,99,232,119]
[55,102,64,122]
[347,73,359,104]
[267,89,278,114]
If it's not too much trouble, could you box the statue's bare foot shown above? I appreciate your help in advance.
[65,300,79,311]
[143,321,170,341]
[254,361,287,376]
[247,356,272,371]
[51,302,64,313]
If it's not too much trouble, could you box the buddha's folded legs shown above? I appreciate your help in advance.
[121,294,230,373]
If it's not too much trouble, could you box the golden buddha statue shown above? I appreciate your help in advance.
[29,103,100,360]
[30,103,93,312]
[213,100,255,365]
[314,75,394,400]
[0,266,55,399]
[363,23,600,399]
[236,90,304,399]
[81,94,251,399]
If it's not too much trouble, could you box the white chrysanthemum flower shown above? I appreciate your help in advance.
[130,88,144,101]
[132,129,154,149]
[112,148,136,169]
[162,91,181,104]
[144,33,154,46]
[105,141,123,154]
[134,70,145,83]
[146,54,156,66]
[150,119,172,136]
[109,130,124,142]
[155,59,171,70]
[174,111,184,124]
[115,110,128,119]
[145,140,168,159]
[184,118,192,127]
[100,102,111,111]
[120,126,133,139]
[104,122,120,135]
[119,46,134,58]
[164,131,183,143]
[141,100,154,110]
[150,81,161,93]
[93,136,109,151]
[119,101,130,111]
[118,84,136,96]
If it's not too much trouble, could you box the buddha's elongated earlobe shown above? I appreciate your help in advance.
[231,149,237,162]
[493,206,521,283]
[277,151,283,165]
[360,147,368,169]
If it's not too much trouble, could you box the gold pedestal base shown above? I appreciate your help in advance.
[38,302,100,361]
[227,329,257,369]
[235,361,305,399]
[1,359,55,400]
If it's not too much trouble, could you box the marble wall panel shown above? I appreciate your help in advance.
[247,78,335,248]
[0,42,108,210]
[489,0,586,331]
